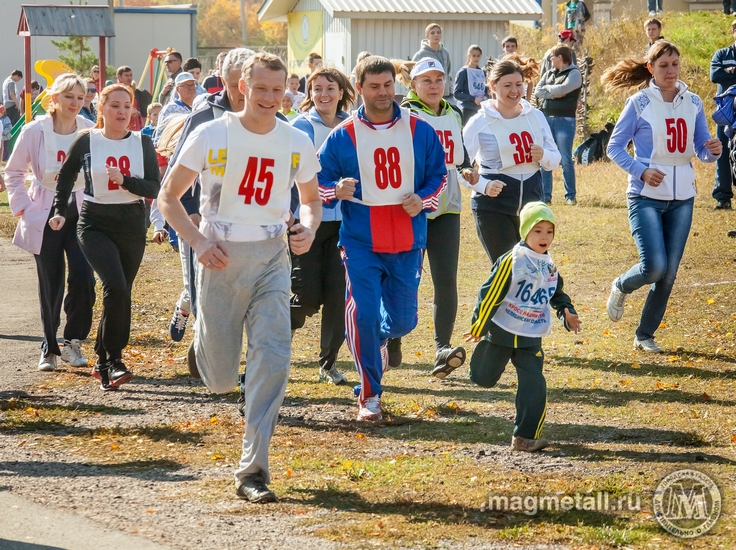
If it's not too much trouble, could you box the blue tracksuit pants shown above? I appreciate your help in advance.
[341,246,422,403]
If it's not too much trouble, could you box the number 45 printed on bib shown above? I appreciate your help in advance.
[238,156,274,205]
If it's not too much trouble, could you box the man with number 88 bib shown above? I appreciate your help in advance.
[318,56,447,421]
[158,53,322,503]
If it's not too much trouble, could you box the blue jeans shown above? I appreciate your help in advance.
[648,0,662,11]
[616,195,693,341]
[541,115,576,202]
[712,125,734,202]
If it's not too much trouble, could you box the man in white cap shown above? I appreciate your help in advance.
[154,72,198,145]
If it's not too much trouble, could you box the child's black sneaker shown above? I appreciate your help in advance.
[108,359,133,387]
[91,363,118,391]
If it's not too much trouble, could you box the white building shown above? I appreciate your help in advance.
[258,0,543,80]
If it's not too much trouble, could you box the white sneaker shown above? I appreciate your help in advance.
[634,337,664,353]
[60,339,88,367]
[357,395,382,421]
[38,353,57,372]
[606,278,628,322]
[320,365,348,385]
[649,10,656,16]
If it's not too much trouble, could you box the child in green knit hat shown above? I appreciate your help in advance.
[464,201,581,452]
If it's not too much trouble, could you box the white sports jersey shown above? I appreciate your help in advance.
[484,112,542,175]
[492,244,559,338]
[642,87,696,166]
[354,108,415,206]
[87,129,144,204]
[413,110,463,167]
[217,112,293,226]
[38,115,85,192]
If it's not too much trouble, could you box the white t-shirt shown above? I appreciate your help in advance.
[177,116,320,242]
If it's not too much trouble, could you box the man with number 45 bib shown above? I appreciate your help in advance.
[158,53,322,503]
[318,56,447,421]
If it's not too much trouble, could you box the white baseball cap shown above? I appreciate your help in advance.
[175,72,196,85]
[410,57,446,79]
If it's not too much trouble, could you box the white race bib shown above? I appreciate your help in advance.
[39,115,85,192]
[217,112,293,226]
[354,108,415,206]
[492,245,559,338]
[413,109,463,167]
[467,68,486,98]
[484,112,542,174]
[89,129,145,204]
[642,88,696,167]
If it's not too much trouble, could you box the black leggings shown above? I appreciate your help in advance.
[461,107,480,127]
[290,220,345,369]
[426,213,460,350]
[472,209,520,265]
[35,200,95,356]
[77,201,146,363]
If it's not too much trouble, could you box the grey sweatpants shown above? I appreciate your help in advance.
[194,237,291,485]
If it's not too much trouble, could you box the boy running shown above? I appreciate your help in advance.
[465,202,581,451]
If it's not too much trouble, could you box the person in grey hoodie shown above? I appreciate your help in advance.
[412,24,452,99]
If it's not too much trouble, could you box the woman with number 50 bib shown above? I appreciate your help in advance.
[603,41,721,353]
[463,58,560,266]
[50,84,161,390]
[6,73,96,372]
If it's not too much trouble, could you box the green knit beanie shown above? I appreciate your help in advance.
[519,201,556,240]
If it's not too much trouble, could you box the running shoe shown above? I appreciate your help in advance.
[187,341,201,378]
[511,435,550,452]
[169,307,190,342]
[431,346,466,379]
[38,352,57,372]
[108,359,134,387]
[606,278,628,322]
[357,395,382,421]
[634,337,664,353]
[387,337,402,368]
[60,339,88,367]
[319,365,348,385]
[235,473,277,503]
[91,363,117,391]
[380,341,389,374]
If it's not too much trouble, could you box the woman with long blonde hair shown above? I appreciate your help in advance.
[603,41,721,352]
[49,84,160,389]
[6,73,96,372]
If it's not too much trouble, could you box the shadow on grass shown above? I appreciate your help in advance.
[0,334,44,343]
[548,386,736,407]
[550,355,736,376]
[557,443,735,465]
[0,458,195,482]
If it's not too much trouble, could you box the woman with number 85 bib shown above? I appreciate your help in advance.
[50,84,161,390]
[463,57,560,266]
[6,73,95,372]
[603,41,721,353]
[399,57,480,378]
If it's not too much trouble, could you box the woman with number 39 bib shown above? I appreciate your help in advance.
[603,41,721,353]
[463,58,561,266]
[50,84,161,390]
[6,73,96,373]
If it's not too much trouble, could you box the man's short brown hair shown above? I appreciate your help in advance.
[307,52,322,65]
[644,18,662,28]
[550,45,573,65]
[116,65,132,78]
[354,55,396,87]
[425,23,441,35]
[242,52,288,83]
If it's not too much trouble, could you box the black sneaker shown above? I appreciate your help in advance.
[387,338,402,368]
[237,372,246,418]
[431,346,466,379]
[188,341,201,379]
[169,307,189,342]
[714,200,732,210]
[91,363,118,392]
[108,359,133,387]
[235,473,277,503]
[728,228,736,238]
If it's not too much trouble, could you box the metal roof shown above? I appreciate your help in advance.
[322,0,543,16]
[18,5,115,37]
[259,0,542,22]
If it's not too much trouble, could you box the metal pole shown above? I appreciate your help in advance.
[240,0,247,46]
[24,36,32,123]
[99,36,106,87]
[552,0,558,32]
